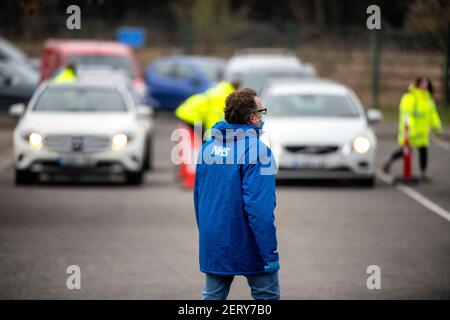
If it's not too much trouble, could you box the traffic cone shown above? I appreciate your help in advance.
[180,124,201,189]
[403,122,412,182]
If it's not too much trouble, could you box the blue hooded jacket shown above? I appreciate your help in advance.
[194,121,279,275]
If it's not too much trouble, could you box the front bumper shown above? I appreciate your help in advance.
[14,139,144,175]
[275,149,375,180]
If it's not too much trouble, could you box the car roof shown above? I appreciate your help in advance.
[0,37,28,61]
[44,39,132,56]
[262,78,351,96]
[225,54,303,73]
[154,55,226,65]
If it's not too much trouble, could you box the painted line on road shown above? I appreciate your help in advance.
[0,148,13,173]
[376,168,450,223]
[431,136,450,152]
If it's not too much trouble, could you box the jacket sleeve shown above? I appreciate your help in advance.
[399,93,414,127]
[241,144,279,264]
[430,100,442,133]
[193,164,200,229]
[175,94,207,126]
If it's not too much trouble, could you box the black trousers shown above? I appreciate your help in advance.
[387,146,428,173]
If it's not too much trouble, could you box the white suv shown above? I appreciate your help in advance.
[9,78,154,185]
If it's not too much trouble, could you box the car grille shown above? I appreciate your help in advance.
[45,135,111,152]
[285,145,339,154]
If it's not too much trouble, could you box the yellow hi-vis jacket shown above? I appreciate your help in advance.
[397,86,442,148]
[175,81,235,131]
[52,68,77,83]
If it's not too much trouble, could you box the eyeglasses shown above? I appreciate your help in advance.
[253,108,267,115]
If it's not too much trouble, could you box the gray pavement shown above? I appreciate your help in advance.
[0,114,449,299]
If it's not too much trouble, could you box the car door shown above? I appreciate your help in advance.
[0,64,35,112]
[146,59,178,110]
[170,63,207,108]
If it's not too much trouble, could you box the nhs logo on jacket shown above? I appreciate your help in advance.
[211,145,230,157]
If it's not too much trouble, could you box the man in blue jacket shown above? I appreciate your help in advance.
[194,88,280,300]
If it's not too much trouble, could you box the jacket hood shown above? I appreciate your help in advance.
[409,85,430,97]
[211,121,262,142]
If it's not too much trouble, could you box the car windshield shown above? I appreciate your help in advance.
[234,70,312,93]
[67,55,136,78]
[33,87,127,112]
[266,94,360,118]
[194,61,225,82]
[0,38,27,61]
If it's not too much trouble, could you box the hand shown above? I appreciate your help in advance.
[264,260,280,273]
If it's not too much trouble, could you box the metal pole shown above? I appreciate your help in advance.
[285,21,295,52]
[444,23,450,107]
[372,29,381,109]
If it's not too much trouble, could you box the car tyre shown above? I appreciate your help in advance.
[358,177,375,188]
[126,170,144,185]
[143,136,153,172]
[15,169,37,185]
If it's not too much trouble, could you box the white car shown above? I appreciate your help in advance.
[9,78,154,185]
[224,49,317,93]
[260,79,382,186]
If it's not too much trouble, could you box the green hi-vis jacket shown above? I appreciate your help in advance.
[51,68,77,83]
[175,81,235,133]
[397,86,442,147]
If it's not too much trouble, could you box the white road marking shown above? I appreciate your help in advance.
[376,168,450,223]
[396,184,450,222]
[0,148,13,173]
[431,135,450,152]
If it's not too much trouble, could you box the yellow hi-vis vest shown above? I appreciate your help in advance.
[52,68,77,83]
[175,81,235,131]
[397,86,442,147]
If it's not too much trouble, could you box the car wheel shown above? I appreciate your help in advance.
[358,177,375,187]
[143,136,153,172]
[15,169,37,185]
[126,170,144,185]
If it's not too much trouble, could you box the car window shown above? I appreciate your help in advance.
[195,61,224,82]
[155,61,177,78]
[67,55,136,78]
[33,87,127,112]
[267,94,360,118]
[175,64,195,79]
[0,68,6,83]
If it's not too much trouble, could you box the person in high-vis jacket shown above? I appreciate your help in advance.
[383,77,442,182]
[174,80,240,188]
[175,80,240,135]
[194,88,280,300]
[51,63,77,83]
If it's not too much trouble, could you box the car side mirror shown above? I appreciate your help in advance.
[366,108,382,124]
[9,103,26,118]
[190,76,202,87]
[137,105,153,118]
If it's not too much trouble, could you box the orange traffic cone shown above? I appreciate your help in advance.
[403,122,412,182]
[179,124,201,189]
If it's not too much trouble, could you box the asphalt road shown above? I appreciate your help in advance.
[0,114,449,299]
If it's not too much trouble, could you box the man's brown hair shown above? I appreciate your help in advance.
[224,88,257,124]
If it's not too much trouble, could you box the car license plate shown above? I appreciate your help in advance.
[58,155,97,167]
[292,156,326,169]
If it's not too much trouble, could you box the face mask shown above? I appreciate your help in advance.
[258,114,265,129]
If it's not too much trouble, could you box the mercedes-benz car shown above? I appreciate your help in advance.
[9,78,154,185]
[260,79,382,186]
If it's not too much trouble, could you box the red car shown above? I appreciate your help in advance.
[40,39,147,99]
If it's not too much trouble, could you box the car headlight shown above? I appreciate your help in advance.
[111,133,128,151]
[28,132,43,150]
[353,136,370,154]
